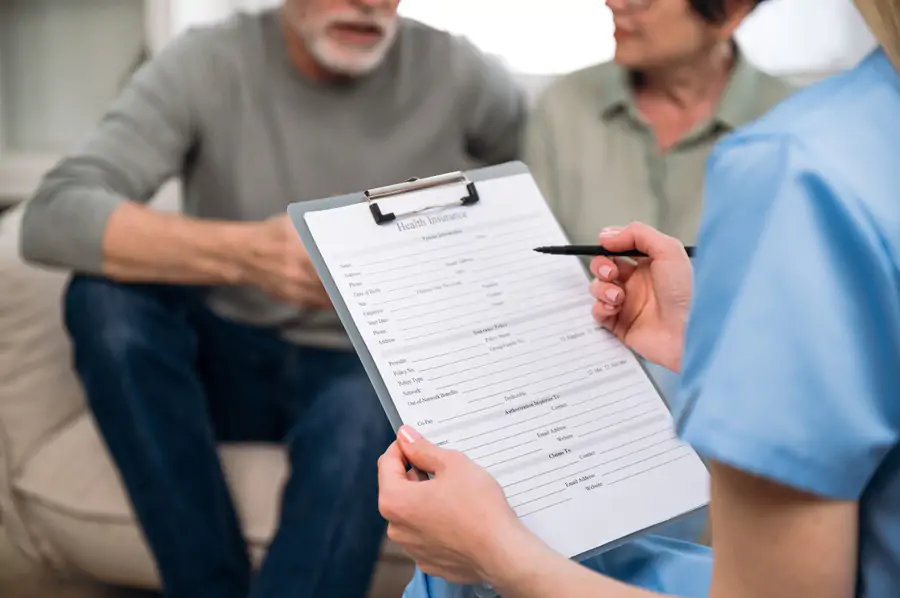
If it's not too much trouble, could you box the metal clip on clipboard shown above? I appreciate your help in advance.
[364,170,480,224]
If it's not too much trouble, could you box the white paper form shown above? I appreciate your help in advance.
[303,173,709,559]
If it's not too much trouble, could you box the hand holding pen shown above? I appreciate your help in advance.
[537,223,694,373]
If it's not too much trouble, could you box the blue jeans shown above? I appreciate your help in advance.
[63,275,394,598]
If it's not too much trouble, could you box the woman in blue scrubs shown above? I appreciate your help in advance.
[376,1,900,596]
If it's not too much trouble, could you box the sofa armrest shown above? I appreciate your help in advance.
[0,204,88,564]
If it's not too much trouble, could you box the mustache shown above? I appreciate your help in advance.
[322,12,396,34]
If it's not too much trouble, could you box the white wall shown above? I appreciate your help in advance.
[736,0,876,75]
[0,0,146,154]
[399,1,615,75]
[170,0,234,36]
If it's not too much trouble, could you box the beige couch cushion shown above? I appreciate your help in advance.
[13,413,288,588]
[0,203,87,565]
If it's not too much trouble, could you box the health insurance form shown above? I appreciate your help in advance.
[302,173,709,560]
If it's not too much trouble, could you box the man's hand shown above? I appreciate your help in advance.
[240,214,332,310]
[377,427,538,585]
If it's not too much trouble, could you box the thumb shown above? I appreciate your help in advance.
[397,426,446,474]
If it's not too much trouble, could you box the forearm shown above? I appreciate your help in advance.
[485,529,663,598]
[101,201,257,285]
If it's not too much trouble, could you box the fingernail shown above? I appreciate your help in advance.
[599,265,613,279]
[605,288,620,302]
[399,426,420,443]
[599,227,623,238]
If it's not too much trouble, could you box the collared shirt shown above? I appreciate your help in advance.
[522,49,793,245]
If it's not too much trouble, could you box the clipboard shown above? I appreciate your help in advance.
[288,161,529,433]
[287,160,709,579]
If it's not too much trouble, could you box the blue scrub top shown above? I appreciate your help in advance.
[677,46,900,597]
[404,47,900,598]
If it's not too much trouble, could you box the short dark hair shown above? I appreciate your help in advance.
[688,0,769,23]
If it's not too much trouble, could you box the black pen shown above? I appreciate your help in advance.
[533,245,696,258]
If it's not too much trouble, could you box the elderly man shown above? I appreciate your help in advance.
[19,1,525,597]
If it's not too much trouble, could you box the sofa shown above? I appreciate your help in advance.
[0,196,413,596]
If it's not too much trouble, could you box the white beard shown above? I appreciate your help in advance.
[290,11,399,77]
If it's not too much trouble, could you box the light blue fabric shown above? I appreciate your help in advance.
[403,536,714,598]
[402,47,900,597]
[677,46,900,597]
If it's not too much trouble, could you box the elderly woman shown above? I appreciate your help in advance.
[379,0,900,597]
[527,0,793,550]
[523,0,791,247]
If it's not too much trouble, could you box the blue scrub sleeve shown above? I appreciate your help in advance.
[677,134,900,500]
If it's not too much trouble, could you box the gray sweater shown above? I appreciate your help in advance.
[20,9,526,349]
